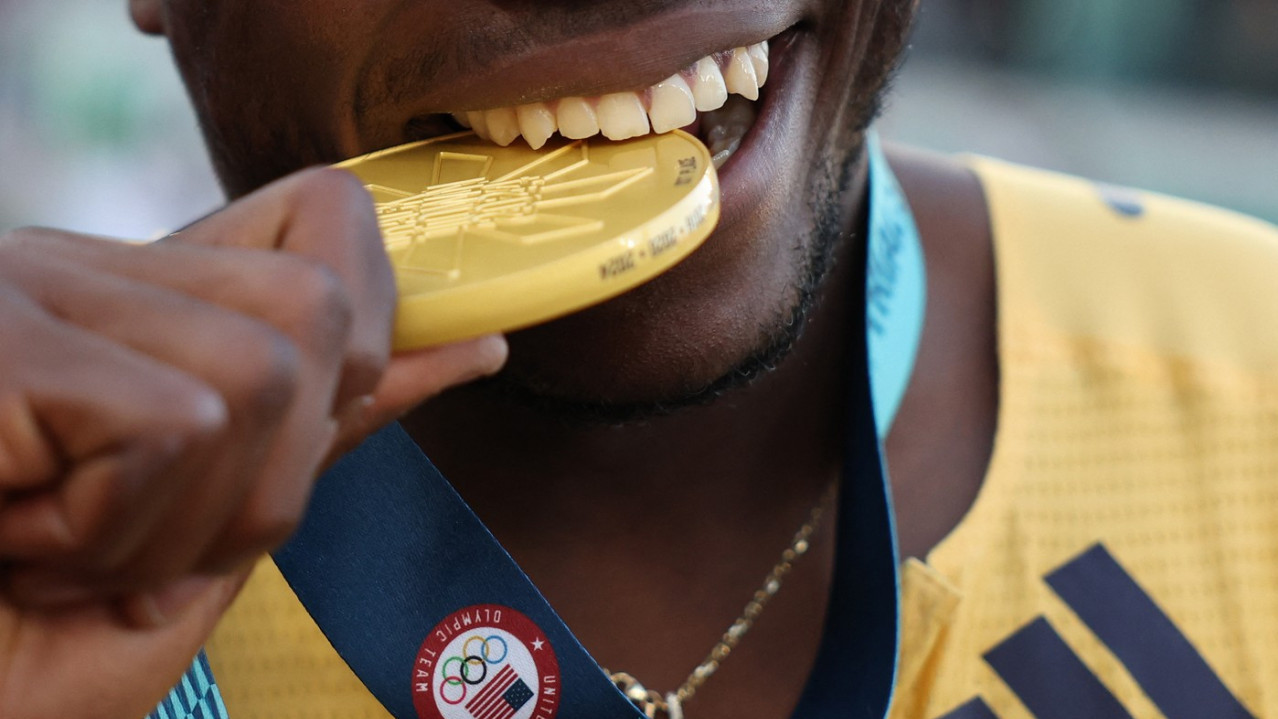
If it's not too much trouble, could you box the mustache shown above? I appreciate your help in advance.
[358,0,808,115]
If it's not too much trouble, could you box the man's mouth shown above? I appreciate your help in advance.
[445,41,769,169]
[397,22,807,235]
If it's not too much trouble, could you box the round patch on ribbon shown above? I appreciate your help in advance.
[413,604,561,719]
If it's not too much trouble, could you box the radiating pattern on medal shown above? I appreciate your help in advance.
[367,142,654,279]
[337,130,718,348]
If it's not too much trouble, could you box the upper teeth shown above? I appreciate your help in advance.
[454,42,770,150]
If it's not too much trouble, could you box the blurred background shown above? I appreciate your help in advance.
[881,0,1278,225]
[1,0,1275,237]
[0,1,220,237]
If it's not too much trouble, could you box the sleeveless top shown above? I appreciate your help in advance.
[194,157,1278,719]
[891,158,1278,719]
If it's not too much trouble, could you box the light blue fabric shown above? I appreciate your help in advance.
[145,650,228,719]
[865,132,928,436]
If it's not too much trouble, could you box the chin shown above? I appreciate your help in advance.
[497,233,804,408]
[490,149,856,423]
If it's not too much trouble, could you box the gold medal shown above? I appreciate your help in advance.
[337,130,719,349]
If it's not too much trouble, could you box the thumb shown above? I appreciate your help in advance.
[328,334,508,459]
[375,334,509,416]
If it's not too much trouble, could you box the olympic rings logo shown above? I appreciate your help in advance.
[439,635,510,705]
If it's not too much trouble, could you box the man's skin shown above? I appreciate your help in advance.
[0,0,998,717]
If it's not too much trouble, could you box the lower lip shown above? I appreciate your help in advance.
[709,28,808,233]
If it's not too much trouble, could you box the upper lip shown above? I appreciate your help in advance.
[387,5,805,118]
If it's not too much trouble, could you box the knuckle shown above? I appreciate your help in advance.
[148,381,231,454]
[216,324,302,418]
[332,355,386,410]
[274,260,354,348]
[297,167,375,214]
[0,391,59,489]
[238,500,303,553]
[344,348,390,396]
[292,168,383,250]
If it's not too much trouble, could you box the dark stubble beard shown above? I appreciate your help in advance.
[482,138,903,428]
[476,145,862,428]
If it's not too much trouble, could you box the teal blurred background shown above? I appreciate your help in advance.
[881,0,1278,225]
[0,2,220,237]
[1,0,1275,237]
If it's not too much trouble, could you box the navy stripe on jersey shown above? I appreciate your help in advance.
[984,617,1132,719]
[1047,544,1256,719]
[936,697,999,719]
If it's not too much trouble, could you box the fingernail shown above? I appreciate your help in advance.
[136,575,218,627]
[470,334,509,377]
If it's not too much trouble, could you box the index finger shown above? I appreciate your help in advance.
[169,168,396,405]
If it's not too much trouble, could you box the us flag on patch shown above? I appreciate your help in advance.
[465,665,533,719]
[414,606,561,719]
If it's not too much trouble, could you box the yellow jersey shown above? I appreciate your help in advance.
[892,158,1278,719]
[204,157,1278,719]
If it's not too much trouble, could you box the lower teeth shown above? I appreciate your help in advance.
[701,95,758,169]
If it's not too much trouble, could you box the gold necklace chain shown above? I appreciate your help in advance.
[606,481,838,719]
